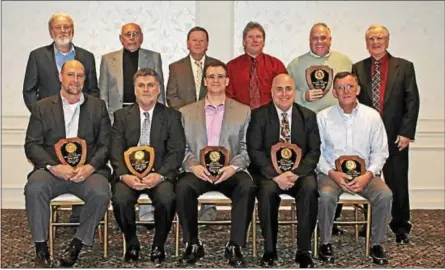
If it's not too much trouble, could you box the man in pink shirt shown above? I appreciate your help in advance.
[176,61,256,267]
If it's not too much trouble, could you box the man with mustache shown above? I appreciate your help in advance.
[353,24,420,245]
[287,22,353,238]
[100,22,165,225]
[23,13,99,112]
[24,60,111,268]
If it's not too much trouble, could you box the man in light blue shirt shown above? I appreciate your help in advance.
[316,71,392,265]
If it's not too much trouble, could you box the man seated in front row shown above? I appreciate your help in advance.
[110,68,186,265]
[176,61,256,268]
[246,74,320,268]
[316,71,393,265]
[24,60,111,268]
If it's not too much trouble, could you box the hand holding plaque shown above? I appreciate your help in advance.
[305,65,333,98]
[124,145,155,179]
[54,137,87,168]
[271,142,302,174]
[200,146,230,182]
[335,155,366,181]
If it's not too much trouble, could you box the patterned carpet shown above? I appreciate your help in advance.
[1,209,444,268]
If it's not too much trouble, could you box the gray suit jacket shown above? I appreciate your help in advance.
[99,48,165,121]
[166,55,220,110]
[179,98,251,174]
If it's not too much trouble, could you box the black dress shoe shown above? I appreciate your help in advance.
[370,245,388,265]
[34,250,52,268]
[59,245,81,267]
[332,224,344,236]
[295,250,314,268]
[259,252,277,267]
[224,242,245,268]
[124,246,140,262]
[144,224,155,231]
[150,245,166,265]
[396,232,410,244]
[358,225,367,238]
[318,243,335,263]
[180,242,205,264]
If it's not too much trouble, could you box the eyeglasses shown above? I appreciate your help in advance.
[206,74,227,80]
[367,36,387,42]
[53,24,73,31]
[122,31,142,38]
[335,84,357,92]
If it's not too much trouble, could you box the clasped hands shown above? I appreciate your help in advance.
[49,164,95,182]
[328,170,373,194]
[273,171,298,190]
[121,173,163,190]
[191,165,236,184]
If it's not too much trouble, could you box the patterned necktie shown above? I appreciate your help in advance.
[280,112,291,143]
[249,57,261,109]
[371,61,381,112]
[139,112,150,146]
[194,60,203,101]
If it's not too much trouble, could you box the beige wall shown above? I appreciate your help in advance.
[1,1,444,208]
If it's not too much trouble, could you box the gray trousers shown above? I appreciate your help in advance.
[24,169,111,246]
[317,173,392,246]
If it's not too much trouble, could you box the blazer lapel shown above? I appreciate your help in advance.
[218,98,232,145]
[267,103,280,144]
[51,95,66,138]
[384,55,399,104]
[128,105,141,146]
[182,56,199,101]
[138,50,148,69]
[199,56,210,100]
[363,57,373,100]
[113,50,124,100]
[46,44,60,82]
[196,100,208,145]
[150,103,164,147]
[290,104,305,147]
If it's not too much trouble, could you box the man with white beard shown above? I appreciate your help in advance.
[23,12,99,112]
[23,12,100,224]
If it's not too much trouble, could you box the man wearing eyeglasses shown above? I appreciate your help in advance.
[316,71,392,265]
[176,61,256,267]
[23,13,99,112]
[287,22,353,238]
[352,24,420,246]
[99,23,165,225]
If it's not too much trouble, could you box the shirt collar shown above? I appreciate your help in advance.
[60,92,85,106]
[190,54,206,65]
[139,104,155,117]
[309,50,332,59]
[371,52,389,64]
[204,95,225,108]
[274,104,293,118]
[54,43,75,56]
[336,100,360,116]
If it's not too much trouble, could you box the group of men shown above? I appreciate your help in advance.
[23,12,419,268]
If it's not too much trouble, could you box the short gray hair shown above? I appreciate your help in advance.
[48,13,74,31]
[133,68,161,84]
[365,24,390,39]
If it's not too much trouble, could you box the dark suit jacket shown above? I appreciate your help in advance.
[110,103,186,185]
[23,43,99,111]
[166,55,220,109]
[24,94,111,178]
[352,53,420,154]
[246,102,321,180]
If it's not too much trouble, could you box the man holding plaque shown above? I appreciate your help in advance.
[110,68,185,264]
[353,24,420,245]
[316,71,393,265]
[176,61,256,267]
[24,60,111,268]
[287,22,353,236]
[247,73,320,268]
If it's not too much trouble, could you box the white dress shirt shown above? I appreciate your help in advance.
[275,105,293,133]
[138,105,155,146]
[316,102,389,176]
[61,93,85,138]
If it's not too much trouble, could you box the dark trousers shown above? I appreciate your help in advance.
[112,180,176,248]
[384,148,412,234]
[175,171,256,247]
[255,173,318,253]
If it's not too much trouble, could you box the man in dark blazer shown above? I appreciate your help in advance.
[352,24,420,244]
[23,13,99,112]
[247,74,320,268]
[24,60,111,268]
[110,68,185,265]
[166,26,221,222]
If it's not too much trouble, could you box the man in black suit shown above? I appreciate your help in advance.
[23,12,99,112]
[352,24,420,244]
[110,68,186,265]
[247,74,320,268]
[24,60,111,268]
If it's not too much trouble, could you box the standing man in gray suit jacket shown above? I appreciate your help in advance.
[176,61,256,267]
[100,22,165,122]
[99,22,164,223]
[23,13,99,112]
[166,26,221,221]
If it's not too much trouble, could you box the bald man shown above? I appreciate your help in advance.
[99,22,165,223]
[24,60,111,267]
[247,74,320,268]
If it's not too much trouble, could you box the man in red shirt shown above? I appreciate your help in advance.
[226,21,287,109]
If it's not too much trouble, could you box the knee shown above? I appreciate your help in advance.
[299,175,318,195]
[237,179,257,197]
[257,182,278,202]
[24,172,51,198]
[374,189,393,205]
[156,192,176,209]
[112,191,132,208]
[175,177,195,198]
[318,190,337,207]
[91,188,111,204]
